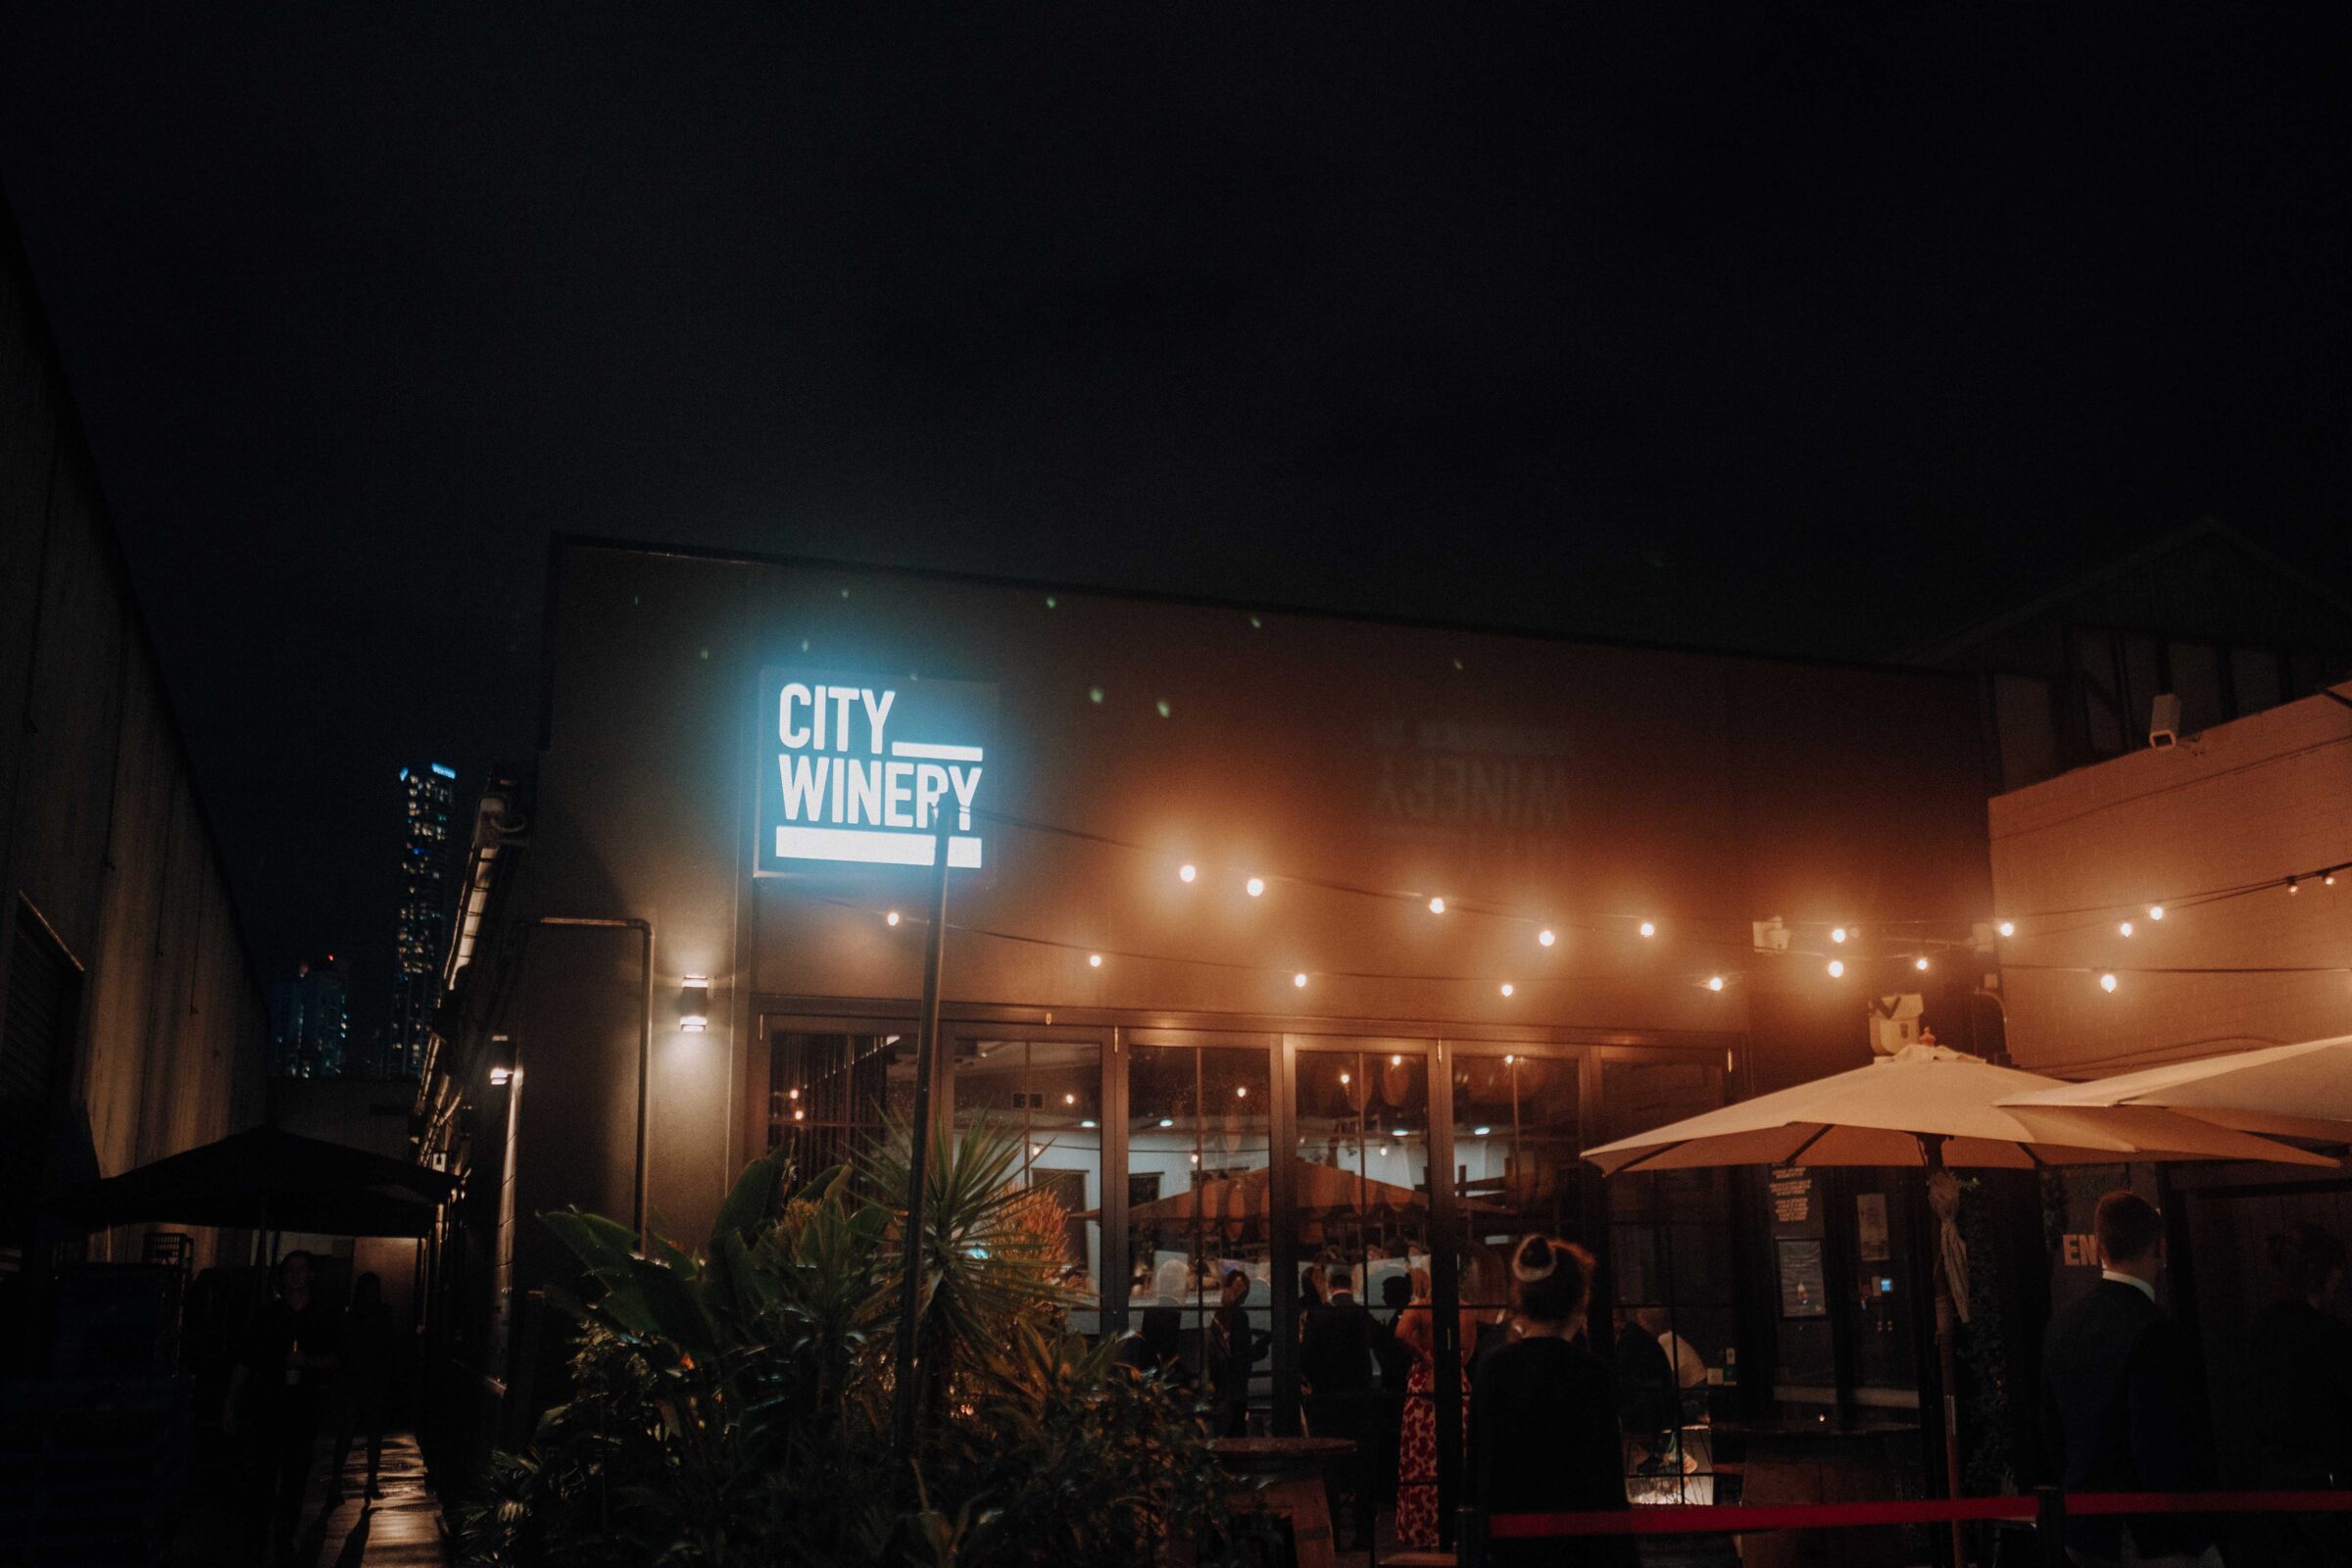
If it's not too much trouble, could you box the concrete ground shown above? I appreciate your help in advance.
[165,1427,451,1567]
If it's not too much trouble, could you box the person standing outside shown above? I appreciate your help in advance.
[224,1250,342,1556]
[1468,1236,1636,1566]
[332,1272,399,1501]
[2039,1191,2218,1567]
[1209,1266,1262,1438]
[1299,1261,1380,1551]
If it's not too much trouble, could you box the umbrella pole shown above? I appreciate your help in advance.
[1923,1136,1967,1568]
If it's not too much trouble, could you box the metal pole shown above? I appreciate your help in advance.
[892,828,954,1459]
[1924,1135,1968,1568]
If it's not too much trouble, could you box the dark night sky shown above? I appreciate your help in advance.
[2,8,2349,1032]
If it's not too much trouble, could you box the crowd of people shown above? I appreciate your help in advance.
[220,1250,404,1562]
[1120,1189,2351,1566]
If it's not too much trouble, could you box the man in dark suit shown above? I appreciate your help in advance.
[1300,1263,1379,1549]
[2040,1191,2219,1567]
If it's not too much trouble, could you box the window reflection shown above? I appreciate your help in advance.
[953,1038,1104,1334]
[1600,1058,1731,1503]
[1126,1044,1273,1422]
[766,1029,913,1180]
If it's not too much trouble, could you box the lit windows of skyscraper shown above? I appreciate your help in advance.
[389,761,458,1081]
[267,954,349,1078]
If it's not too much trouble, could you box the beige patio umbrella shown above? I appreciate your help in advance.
[1997,1033,2352,1143]
[1583,1042,2336,1174]
[1583,1042,2330,1562]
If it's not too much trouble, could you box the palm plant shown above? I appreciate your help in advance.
[462,1119,1234,1567]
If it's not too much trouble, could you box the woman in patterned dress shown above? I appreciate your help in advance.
[1393,1268,1458,1548]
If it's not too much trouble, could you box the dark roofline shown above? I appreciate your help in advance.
[544,530,1985,687]
[1897,517,2352,665]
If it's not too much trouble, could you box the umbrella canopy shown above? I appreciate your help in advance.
[1998,1034,2352,1143]
[1583,1043,2334,1176]
[52,1125,454,1238]
[1086,1157,1436,1226]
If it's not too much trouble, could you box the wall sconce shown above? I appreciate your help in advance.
[488,1065,515,1087]
[678,974,711,1033]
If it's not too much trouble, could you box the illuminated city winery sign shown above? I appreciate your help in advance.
[755,667,994,873]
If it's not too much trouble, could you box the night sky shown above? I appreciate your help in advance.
[2,8,2348,1036]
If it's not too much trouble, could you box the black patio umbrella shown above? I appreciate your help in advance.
[52,1125,455,1238]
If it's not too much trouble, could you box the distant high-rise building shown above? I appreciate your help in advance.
[267,955,350,1078]
[389,761,459,1081]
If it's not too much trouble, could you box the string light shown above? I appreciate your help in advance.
[1390,1054,1403,1066]
[1235,1085,1250,1099]
[1088,953,1103,968]
[1997,920,2015,937]
[1502,1054,1516,1065]
[2289,877,2300,896]
[1179,863,1198,884]
[1063,1093,1076,1104]
[1831,927,1848,944]
[1247,876,1266,898]
[2119,920,2133,938]
[1705,975,1725,991]
[2148,906,2164,920]
[1429,897,1446,914]
[886,910,901,927]
[1538,928,1556,947]
[2099,973,2119,993]
[2328,874,2338,887]
[1914,956,1930,971]
[1639,920,1656,938]
[1339,1071,1351,1086]
[1827,959,1845,978]
[788,1087,800,1101]
[1499,982,1514,997]
[1293,971,1307,987]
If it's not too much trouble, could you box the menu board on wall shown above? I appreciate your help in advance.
[1777,1239,1829,1318]
[1769,1165,1816,1231]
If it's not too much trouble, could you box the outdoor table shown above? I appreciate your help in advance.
[1211,1437,1356,1568]
[1705,1416,1920,1568]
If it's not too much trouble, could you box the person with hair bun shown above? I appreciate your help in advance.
[1466,1235,1637,1566]
[2243,1221,2352,1565]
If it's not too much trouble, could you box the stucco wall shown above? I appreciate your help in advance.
[508,539,1995,1245]
[1989,680,2352,1075]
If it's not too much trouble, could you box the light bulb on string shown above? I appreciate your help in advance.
[1538,928,1556,948]
[2148,906,2164,920]
[2289,877,2300,896]
[1638,920,1656,938]
[1915,956,1930,971]
[1997,920,2015,938]
[1429,897,1446,914]
[1179,863,1197,884]
[1293,971,1307,987]
[1827,959,1845,978]
[1247,876,1266,898]
[886,910,901,927]
[1706,976,1725,992]
[2099,972,2119,993]
[1088,954,1102,968]
[1499,982,1514,998]
[1831,927,1848,944]
[1390,1054,1403,1066]
[2119,920,2133,938]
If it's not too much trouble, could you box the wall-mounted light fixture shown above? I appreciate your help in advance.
[678,974,711,1032]
[489,1065,515,1087]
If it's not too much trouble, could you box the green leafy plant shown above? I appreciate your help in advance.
[459,1120,1235,1568]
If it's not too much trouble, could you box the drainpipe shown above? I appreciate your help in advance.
[531,916,656,1248]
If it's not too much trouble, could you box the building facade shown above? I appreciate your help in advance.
[267,954,351,1078]
[0,190,269,1289]
[1988,676,2352,1492]
[416,537,2006,1506]
[388,761,458,1081]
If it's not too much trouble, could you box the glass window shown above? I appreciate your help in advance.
[2230,646,2283,717]
[1127,1044,1273,1422]
[764,1028,914,1180]
[954,1039,1104,1337]
[1600,1058,1731,1502]
[2167,641,2225,735]
[1452,1050,1585,1347]
[2072,628,2126,756]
